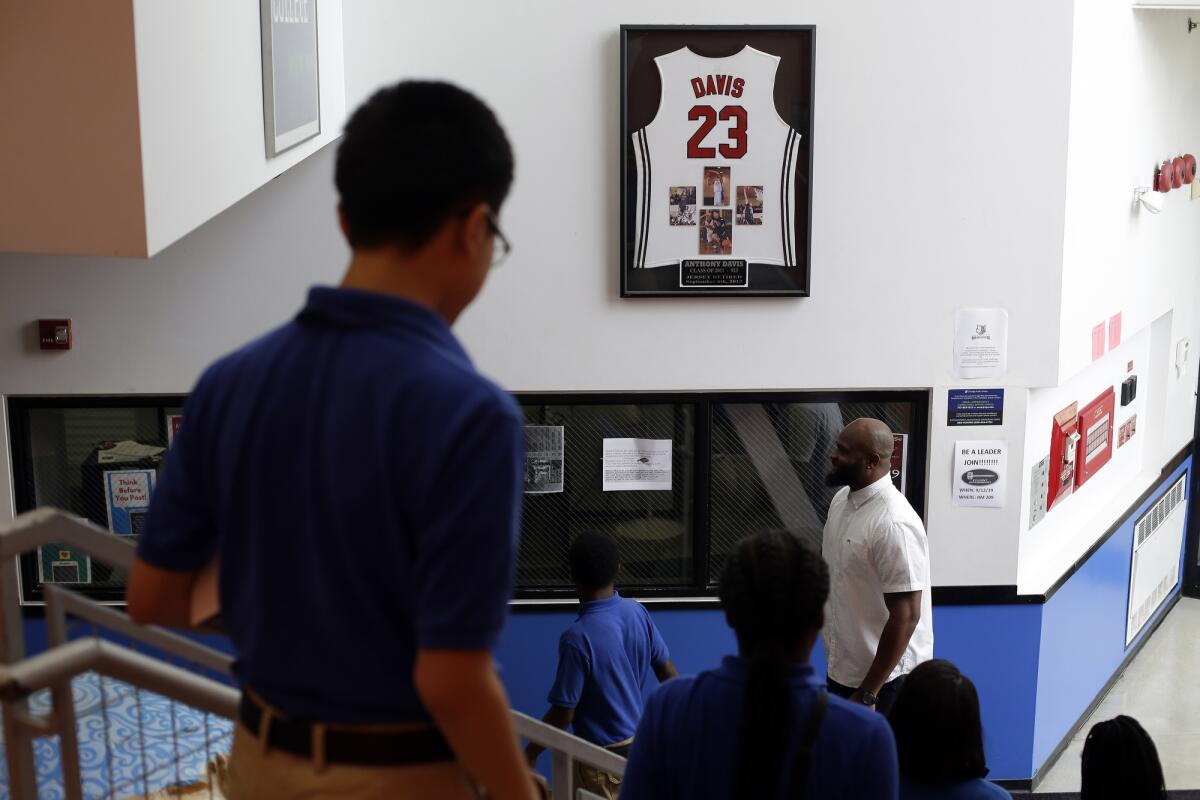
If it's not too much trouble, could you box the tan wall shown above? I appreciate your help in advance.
[0,0,147,257]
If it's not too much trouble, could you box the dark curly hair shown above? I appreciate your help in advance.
[888,659,989,785]
[335,81,514,251]
[1081,715,1165,800]
[569,532,620,591]
[718,530,829,798]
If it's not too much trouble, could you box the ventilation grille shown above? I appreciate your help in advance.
[1135,475,1186,551]
[1126,473,1188,647]
[1129,563,1179,640]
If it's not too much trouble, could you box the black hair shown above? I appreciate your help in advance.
[569,533,619,591]
[1080,715,1166,800]
[718,530,829,798]
[887,659,989,785]
[334,80,514,251]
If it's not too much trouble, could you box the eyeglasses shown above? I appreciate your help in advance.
[486,210,511,267]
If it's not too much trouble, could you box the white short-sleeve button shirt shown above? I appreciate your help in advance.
[821,474,934,688]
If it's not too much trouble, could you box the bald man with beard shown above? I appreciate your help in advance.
[821,418,933,715]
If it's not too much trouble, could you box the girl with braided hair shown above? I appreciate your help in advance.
[1080,716,1166,800]
[621,530,899,799]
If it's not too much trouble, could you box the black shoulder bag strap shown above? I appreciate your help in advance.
[790,689,829,798]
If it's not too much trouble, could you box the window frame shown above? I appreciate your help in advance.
[7,394,187,605]
[7,390,930,606]
[511,389,930,602]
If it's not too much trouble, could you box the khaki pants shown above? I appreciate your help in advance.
[226,721,480,800]
[573,737,632,800]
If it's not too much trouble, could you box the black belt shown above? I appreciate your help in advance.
[238,693,455,766]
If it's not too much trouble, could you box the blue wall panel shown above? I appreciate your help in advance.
[932,603,1042,781]
[496,605,748,775]
[498,602,1044,779]
[1032,457,1191,774]
[15,456,1189,785]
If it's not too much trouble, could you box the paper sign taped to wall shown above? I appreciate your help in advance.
[103,469,156,536]
[953,309,1008,379]
[953,440,1007,508]
[524,426,565,494]
[602,438,672,491]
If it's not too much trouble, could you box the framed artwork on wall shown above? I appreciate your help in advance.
[260,0,322,157]
[620,25,815,297]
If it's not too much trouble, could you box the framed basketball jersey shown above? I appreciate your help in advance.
[620,26,815,297]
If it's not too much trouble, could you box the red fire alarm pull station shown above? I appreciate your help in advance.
[38,319,72,350]
[1075,387,1116,488]
[1047,401,1080,511]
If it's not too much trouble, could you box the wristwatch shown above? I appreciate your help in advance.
[857,688,879,706]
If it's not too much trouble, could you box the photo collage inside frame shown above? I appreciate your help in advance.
[622,26,814,297]
[672,172,764,247]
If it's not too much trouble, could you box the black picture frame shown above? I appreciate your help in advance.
[620,25,816,298]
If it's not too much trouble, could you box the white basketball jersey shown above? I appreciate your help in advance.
[631,46,802,270]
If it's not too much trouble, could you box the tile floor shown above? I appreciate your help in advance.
[1035,597,1200,793]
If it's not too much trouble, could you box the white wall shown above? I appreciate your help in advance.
[0,146,347,399]
[1058,2,1199,437]
[340,0,1077,587]
[343,0,1073,393]
[8,0,1174,592]
[133,0,347,255]
[926,386,1028,586]
[1036,1,1200,582]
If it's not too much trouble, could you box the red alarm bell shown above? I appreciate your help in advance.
[1184,154,1197,184]
[1156,162,1172,193]
[1172,157,1185,189]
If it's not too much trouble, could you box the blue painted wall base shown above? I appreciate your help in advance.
[19,458,1191,785]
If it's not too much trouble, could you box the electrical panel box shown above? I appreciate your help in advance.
[1047,402,1080,510]
[1075,388,1115,488]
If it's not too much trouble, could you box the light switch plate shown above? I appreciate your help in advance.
[1030,456,1050,529]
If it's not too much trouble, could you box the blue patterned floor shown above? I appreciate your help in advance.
[0,671,233,799]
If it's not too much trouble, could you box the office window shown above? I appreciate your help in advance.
[7,397,184,604]
[8,391,928,604]
[513,391,927,599]
[708,397,923,585]
[517,402,696,591]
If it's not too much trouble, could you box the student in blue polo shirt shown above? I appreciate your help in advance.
[621,530,899,800]
[525,532,678,800]
[127,82,540,800]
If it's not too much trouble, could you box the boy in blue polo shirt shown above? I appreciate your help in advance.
[128,82,539,800]
[525,533,677,799]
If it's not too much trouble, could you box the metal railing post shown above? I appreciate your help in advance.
[0,554,26,662]
[1,550,38,798]
[0,509,638,800]
[44,584,83,800]
[551,750,573,800]
[51,677,84,800]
